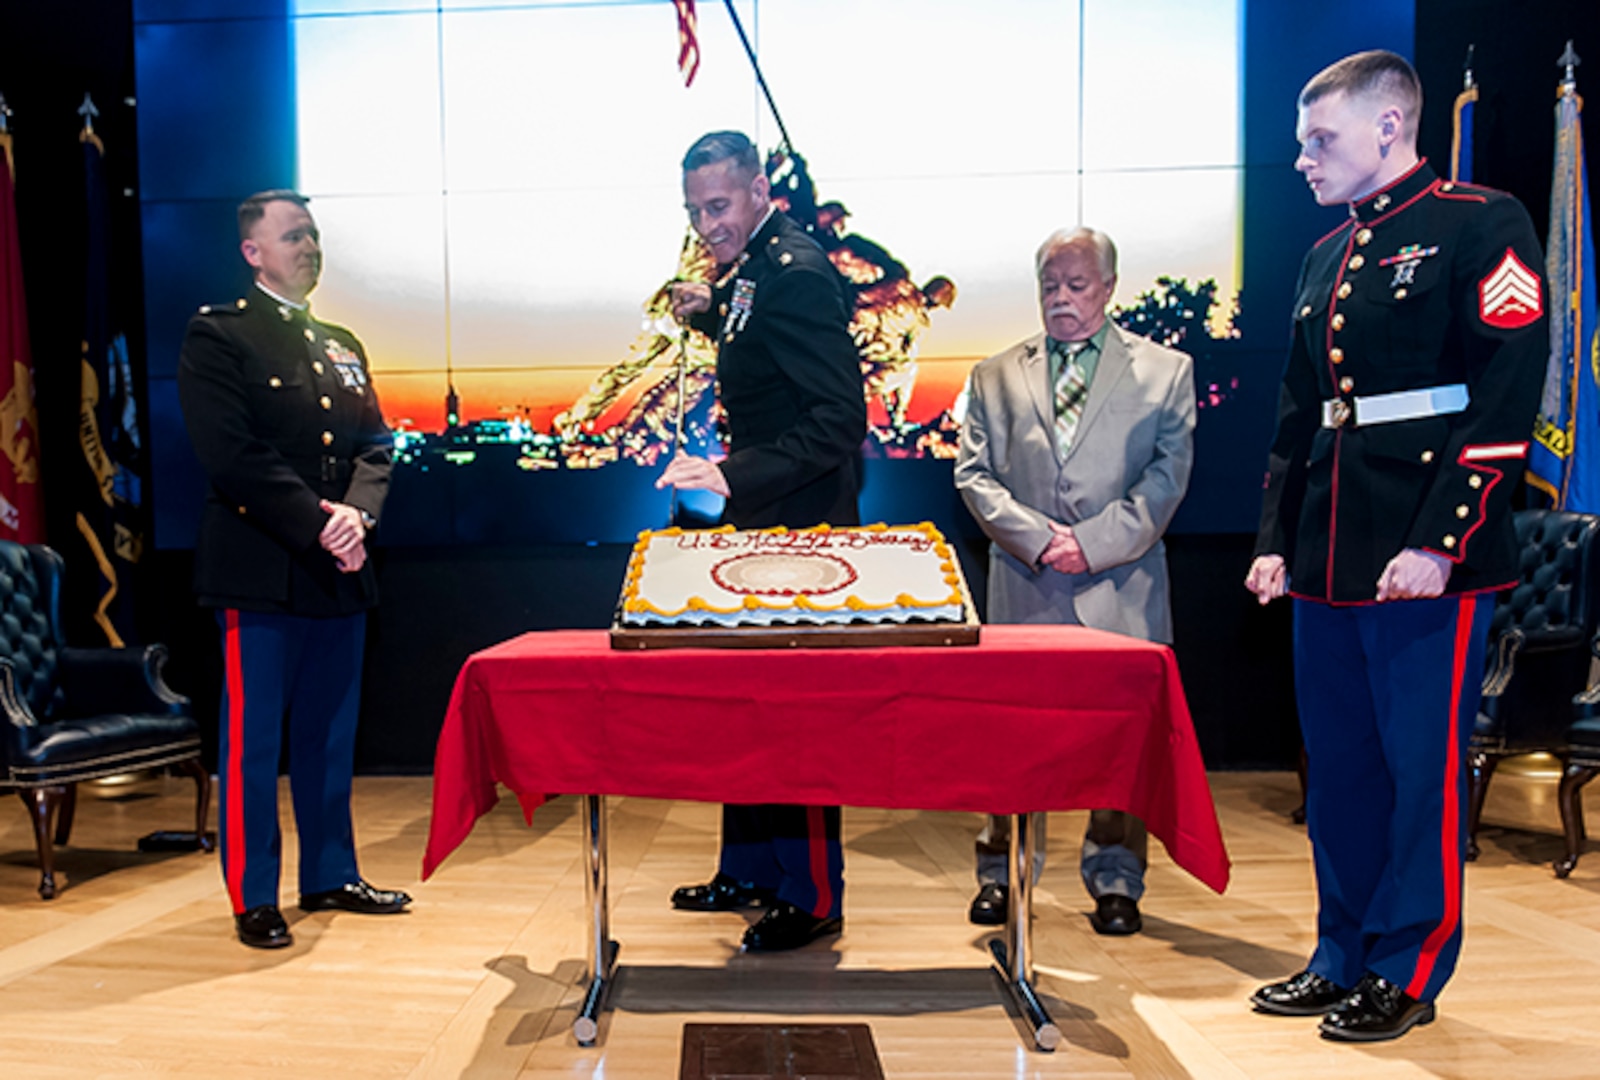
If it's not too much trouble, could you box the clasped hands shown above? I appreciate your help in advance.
[1039,521,1088,575]
[1243,548,1451,605]
[319,499,367,573]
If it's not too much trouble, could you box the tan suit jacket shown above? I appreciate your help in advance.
[954,326,1196,642]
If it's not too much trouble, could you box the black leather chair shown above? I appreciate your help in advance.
[0,542,211,898]
[1557,668,1600,876]
[1468,509,1600,873]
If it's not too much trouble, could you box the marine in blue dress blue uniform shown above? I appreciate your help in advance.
[178,191,412,949]
[659,132,867,953]
[1245,53,1547,1041]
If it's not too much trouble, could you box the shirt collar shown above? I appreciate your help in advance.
[744,204,781,252]
[255,280,308,312]
[1349,158,1435,224]
[1047,319,1110,359]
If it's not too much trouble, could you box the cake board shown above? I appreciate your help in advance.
[609,608,980,650]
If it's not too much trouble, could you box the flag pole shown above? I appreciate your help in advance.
[1450,45,1477,183]
[720,0,793,155]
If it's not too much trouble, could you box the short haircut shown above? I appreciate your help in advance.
[1299,50,1422,141]
[237,189,309,241]
[682,131,761,181]
[1036,227,1118,281]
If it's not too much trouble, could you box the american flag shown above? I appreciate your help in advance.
[674,0,700,87]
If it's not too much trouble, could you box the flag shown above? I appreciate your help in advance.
[0,124,44,543]
[1528,79,1599,510]
[75,122,145,646]
[673,0,700,87]
[1450,83,1477,183]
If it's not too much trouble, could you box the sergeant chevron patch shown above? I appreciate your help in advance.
[1478,248,1542,329]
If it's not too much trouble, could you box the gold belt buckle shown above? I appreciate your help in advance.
[1328,399,1353,428]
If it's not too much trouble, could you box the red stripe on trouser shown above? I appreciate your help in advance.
[1406,593,1475,998]
[223,610,248,915]
[807,805,832,919]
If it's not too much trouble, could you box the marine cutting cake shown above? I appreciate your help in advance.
[618,522,970,630]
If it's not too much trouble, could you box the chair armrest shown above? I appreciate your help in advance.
[0,658,38,727]
[1576,632,1600,709]
[1480,627,1524,698]
[54,645,189,718]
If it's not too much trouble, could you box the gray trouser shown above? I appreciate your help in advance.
[975,810,1148,901]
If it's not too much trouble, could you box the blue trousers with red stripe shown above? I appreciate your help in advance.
[1293,593,1494,1003]
[717,803,843,919]
[218,609,366,913]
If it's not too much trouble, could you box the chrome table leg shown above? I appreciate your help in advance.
[987,810,1061,1051]
[573,794,619,1045]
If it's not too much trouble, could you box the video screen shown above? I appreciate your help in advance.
[137,0,1251,546]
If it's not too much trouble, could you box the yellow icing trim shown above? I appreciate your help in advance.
[623,521,964,618]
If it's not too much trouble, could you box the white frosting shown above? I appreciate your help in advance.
[620,525,966,629]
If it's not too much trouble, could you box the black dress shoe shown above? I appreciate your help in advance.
[1251,970,1351,1016]
[671,873,775,912]
[299,879,412,914]
[235,905,292,949]
[969,882,1008,926]
[1089,894,1142,936]
[1319,972,1435,1042]
[741,902,842,952]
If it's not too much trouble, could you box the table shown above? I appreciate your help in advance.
[423,626,1230,1050]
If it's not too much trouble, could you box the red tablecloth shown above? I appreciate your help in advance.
[423,625,1230,892]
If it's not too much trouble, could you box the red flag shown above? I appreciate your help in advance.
[674,0,700,87]
[0,130,45,543]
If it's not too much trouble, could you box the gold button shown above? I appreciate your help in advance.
[725,333,734,343]
[321,431,334,446]
[719,303,728,316]
[1332,314,1346,331]
[304,328,315,341]
[1300,304,1313,317]
[313,361,325,375]
[320,395,332,410]
[237,506,247,516]
[1339,376,1354,392]
[1442,181,1455,192]
[1338,282,1353,299]
[1356,228,1373,246]
[1348,254,1365,271]
[235,298,248,309]
[1443,535,1457,549]
[199,304,212,315]
[268,376,282,388]
[779,252,793,265]
[770,236,780,244]
[1394,287,1409,300]
[1421,450,1435,463]
[1329,347,1344,364]
[1456,505,1470,518]
[1469,475,1483,489]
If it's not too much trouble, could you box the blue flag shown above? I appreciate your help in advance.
[1529,82,1599,510]
[1450,85,1477,183]
[75,124,145,646]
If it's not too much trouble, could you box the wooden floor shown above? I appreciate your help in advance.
[2,767,1598,1079]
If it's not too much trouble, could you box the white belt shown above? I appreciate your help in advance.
[1321,383,1469,429]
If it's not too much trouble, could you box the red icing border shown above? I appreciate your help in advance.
[709,551,860,597]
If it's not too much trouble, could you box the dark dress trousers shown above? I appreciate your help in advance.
[178,289,392,912]
[1254,161,1547,1001]
[689,210,867,918]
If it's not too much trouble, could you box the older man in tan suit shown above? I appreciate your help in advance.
[954,226,1196,935]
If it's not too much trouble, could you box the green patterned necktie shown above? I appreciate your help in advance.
[1053,340,1090,456]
